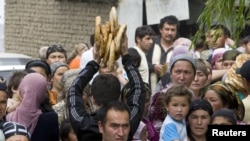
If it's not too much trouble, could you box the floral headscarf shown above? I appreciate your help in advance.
[202,81,245,121]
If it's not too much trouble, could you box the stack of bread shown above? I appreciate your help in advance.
[94,7,127,71]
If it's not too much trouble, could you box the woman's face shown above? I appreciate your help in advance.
[188,109,211,137]
[213,56,223,70]
[203,90,224,112]
[171,60,195,87]
[51,66,68,91]
[190,70,208,96]
[221,60,234,70]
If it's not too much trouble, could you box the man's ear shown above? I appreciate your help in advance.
[136,36,141,44]
[98,121,104,133]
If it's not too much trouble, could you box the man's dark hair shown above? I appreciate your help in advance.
[211,24,231,37]
[128,48,141,68]
[159,15,179,31]
[46,44,67,59]
[135,25,155,43]
[90,34,95,47]
[91,74,121,106]
[25,60,51,77]
[98,101,130,125]
[60,119,72,141]
[7,70,28,98]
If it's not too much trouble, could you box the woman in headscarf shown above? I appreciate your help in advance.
[201,81,245,122]
[211,48,227,70]
[6,73,59,141]
[186,99,213,141]
[190,59,209,98]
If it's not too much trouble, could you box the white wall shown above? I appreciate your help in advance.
[117,0,143,48]
[0,0,4,53]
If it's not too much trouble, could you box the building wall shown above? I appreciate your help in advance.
[4,0,116,58]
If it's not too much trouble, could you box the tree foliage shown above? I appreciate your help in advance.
[192,0,250,48]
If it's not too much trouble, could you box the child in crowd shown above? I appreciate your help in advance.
[6,70,28,114]
[160,84,193,141]
[60,119,77,141]
[2,121,31,141]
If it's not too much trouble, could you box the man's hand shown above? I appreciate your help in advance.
[154,64,163,75]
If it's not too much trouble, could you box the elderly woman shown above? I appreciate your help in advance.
[48,62,69,105]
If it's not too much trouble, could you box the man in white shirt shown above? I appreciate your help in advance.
[80,34,98,85]
[134,25,155,84]
[146,15,179,91]
[80,34,95,69]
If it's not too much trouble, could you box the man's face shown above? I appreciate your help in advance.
[0,90,7,120]
[171,60,195,87]
[159,23,177,43]
[99,109,130,141]
[46,52,66,65]
[206,29,227,49]
[137,35,154,52]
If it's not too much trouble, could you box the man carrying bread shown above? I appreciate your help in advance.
[146,15,179,92]
[67,35,146,141]
[134,25,155,84]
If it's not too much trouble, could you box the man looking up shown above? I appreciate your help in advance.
[67,36,145,141]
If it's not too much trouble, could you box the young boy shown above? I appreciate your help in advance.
[160,84,193,141]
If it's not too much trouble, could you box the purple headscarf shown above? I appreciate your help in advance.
[6,73,47,134]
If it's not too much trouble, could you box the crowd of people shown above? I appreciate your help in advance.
[0,14,249,141]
